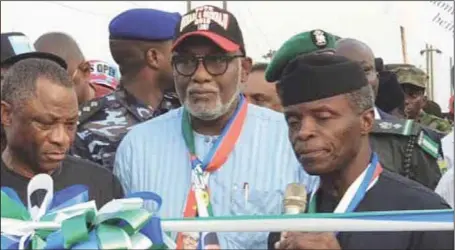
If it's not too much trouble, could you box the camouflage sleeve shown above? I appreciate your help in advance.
[70,133,94,162]
[435,120,453,134]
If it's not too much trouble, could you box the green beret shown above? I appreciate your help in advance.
[265,29,337,82]
[386,64,428,89]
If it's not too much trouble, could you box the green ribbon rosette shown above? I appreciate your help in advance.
[44,192,169,249]
[1,174,96,249]
[1,174,171,249]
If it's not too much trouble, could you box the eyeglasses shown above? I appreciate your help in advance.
[172,54,244,77]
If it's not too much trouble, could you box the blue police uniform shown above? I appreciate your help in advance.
[71,9,181,170]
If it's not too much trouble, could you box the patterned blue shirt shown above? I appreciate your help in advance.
[114,104,318,249]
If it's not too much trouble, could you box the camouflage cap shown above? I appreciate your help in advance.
[265,29,338,82]
[386,63,428,89]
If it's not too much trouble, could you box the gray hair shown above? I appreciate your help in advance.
[345,85,375,114]
[1,58,73,110]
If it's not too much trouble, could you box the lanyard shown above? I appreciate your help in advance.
[308,153,383,214]
[177,95,248,249]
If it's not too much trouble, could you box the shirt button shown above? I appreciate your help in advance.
[204,137,211,143]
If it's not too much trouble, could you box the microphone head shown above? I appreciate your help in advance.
[283,183,307,214]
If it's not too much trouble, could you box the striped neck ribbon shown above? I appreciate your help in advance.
[308,152,383,216]
[177,95,248,249]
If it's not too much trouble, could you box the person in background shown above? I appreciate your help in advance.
[114,5,316,249]
[87,60,120,98]
[71,9,182,170]
[335,38,386,118]
[374,57,406,118]
[334,39,442,189]
[269,54,453,250]
[388,64,452,134]
[243,62,282,112]
[1,58,123,207]
[1,32,68,153]
[34,32,94,106]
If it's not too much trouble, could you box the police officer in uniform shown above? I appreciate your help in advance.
[265,31,442,189]
[72,9,181,170]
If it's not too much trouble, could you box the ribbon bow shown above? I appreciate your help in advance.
[1,174,92,249]
[44,192,166,249]
[1,174,168,249]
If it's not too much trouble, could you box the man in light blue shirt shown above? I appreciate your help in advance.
[114,5,316,249]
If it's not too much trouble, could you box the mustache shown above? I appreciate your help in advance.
[186,85,219,95]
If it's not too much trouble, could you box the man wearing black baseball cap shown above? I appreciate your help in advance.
[114,5,316,250]
[173,5,246,54]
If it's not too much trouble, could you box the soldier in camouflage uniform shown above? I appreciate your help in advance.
[387,64,452,134]
[71,9,182,170]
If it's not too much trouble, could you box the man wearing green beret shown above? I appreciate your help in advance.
[269,54,453,250]
[388,64,452,134]
[242,29,336,113]
[265,29,337,83]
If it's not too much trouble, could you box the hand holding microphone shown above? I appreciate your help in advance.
[272,183,340,250]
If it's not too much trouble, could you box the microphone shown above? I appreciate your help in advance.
[283,183,307,214]
[268,183,308,249]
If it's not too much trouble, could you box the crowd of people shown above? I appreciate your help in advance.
[1,5,454,250]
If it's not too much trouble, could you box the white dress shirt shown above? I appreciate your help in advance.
[435,167,454,208]
[441,129,454,170]
[374,106,381,119]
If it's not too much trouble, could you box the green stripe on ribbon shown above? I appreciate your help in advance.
[182,110,196,154]
[62,213,92,248]
[113,209,152,235]
[59,206,155,249]
[30,235,46,249]
[97,224,130,250]
[1,191,31,221]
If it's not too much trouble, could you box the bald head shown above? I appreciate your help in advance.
[335,38,379,97]
[34,32,94,104]
[34,32,85,75]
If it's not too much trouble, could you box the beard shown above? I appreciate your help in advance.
[183,83,241,121]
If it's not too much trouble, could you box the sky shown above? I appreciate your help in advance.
[1,1,454,110]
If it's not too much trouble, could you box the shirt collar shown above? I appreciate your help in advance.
[373,106,381,119]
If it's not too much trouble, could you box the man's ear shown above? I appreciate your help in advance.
[360,108,375,135]
[1,100,13,128]
[240,57,253,83]
[145,48,161,70]
[80,61,92,80]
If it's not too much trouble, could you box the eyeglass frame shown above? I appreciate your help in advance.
[171,54,245,77]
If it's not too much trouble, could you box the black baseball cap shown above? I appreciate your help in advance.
[1,32,67,69]
[172,5,245,54]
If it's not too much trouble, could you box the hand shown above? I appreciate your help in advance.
[275,232,341,250]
